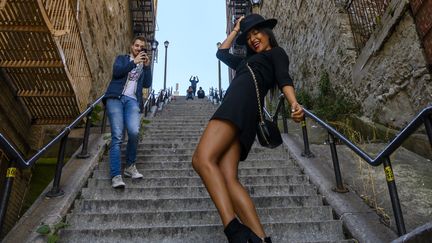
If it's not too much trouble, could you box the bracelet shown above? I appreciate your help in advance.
[232,29,239,33]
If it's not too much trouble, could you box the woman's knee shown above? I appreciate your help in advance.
[192,150,214,174]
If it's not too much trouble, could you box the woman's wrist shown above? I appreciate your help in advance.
[232,29,239,34]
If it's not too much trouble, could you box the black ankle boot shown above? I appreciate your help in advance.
[224,218,252,243]
[263,237,272,243]
[247,230,263,243]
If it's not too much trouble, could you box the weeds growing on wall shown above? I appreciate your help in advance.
[330,118,391,226]
[90,104,103,126]
[296,71,361,121]
[286,71,390,224]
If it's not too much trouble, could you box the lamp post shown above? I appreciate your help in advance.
[163,40,169,91]
[150,40,159,75]
[217,42,222,99]
[250,0,261,12]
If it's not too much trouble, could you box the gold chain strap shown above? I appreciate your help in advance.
[246,63,265,125]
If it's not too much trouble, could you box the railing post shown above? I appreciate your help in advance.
[46,131,69,198]
[101,105,107,134]
[77,109,92,159]
[301,118,314,157]
[280,100,288,133]
[0,160,16,235]
[424,115,432,149]
[382,156,406,236]
[144,100,149,117]
[328,132,348,193]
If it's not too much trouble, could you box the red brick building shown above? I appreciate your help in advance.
[411,0,432,70]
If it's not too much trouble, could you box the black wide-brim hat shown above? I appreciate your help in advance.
[236,14,277,45]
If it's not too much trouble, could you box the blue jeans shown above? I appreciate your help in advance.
[106,96,140,177]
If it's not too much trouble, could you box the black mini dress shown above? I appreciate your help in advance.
[211,47,294,161]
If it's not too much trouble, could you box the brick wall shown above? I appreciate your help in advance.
[411,0,432,70]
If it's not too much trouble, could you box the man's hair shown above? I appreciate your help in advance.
[131,36,147,45]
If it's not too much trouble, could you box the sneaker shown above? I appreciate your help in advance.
[124,164,143,179]
[111,175,125,189]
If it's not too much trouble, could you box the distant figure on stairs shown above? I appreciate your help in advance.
[192,14,304,243]
[103,36,152,189]
[186,86,194,100]
[189,75,199,96]
[197,87,205,99]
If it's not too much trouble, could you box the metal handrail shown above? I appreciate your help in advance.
[0,94,104,168]
[0,89,170,235]
[271,93,432,236]
[0,93,105,235]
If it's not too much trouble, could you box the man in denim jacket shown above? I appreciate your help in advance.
[103,36,152,188]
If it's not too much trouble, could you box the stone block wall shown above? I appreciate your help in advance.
[258,0,431,129]
[75,0,133,99]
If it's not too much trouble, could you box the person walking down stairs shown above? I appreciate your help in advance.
[192,14,304,242]
[103,36,152,188]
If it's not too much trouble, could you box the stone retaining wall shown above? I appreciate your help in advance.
[258,0,431,129]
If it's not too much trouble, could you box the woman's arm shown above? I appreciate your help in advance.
[219,16,244,49]
[281,85,304,122]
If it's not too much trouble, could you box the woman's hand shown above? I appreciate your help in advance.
[233,16,245,33]
[291,102,304,122]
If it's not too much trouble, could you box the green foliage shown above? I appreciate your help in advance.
[90,104,103,125]
[36,225,50,235]
[296,89,314,109]
[36,221,69,243]
[315,71,360,121]
[297,71,360,121]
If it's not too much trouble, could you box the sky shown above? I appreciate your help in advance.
[151,0,230,94]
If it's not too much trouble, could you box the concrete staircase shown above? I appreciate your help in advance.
[60,97,353,242]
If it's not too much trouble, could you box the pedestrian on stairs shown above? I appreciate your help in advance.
[192,14,304,243]
[103,36,152,188]
[186,86,194,100]
[189,75,199,96]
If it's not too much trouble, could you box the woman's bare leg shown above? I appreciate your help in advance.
[192,119,238,226]
[218,140,266,238]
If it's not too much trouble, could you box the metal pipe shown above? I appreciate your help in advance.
[280,99,288,133]
[424,115,432,149]
[0,160,16,235]
[328,132,348,192]
[163,43,168,91]
[382,157,406,236]
[77,109,92,158]
[101,105,107,134]
[301,118,314,158]
[46,131,69,198]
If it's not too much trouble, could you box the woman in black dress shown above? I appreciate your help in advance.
[192,14,304,243]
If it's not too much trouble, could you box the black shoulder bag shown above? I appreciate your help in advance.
[246,63,283,148]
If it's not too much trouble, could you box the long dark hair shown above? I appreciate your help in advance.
[245,27,279,56]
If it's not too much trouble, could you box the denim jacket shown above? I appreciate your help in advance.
[103,54,152,110]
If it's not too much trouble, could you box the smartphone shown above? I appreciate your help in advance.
[140,48,147,53]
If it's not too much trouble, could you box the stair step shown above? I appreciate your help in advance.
[60,221,345,242]
[97,160,296,170]
[81,184,317,200]
[88,175,310,188]
[92,166,303,178]
[66,207,333,229]
[121,146,287,154]
[102,152,291,162]
[74,195,323,214]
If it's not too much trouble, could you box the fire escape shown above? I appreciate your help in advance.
[226,0,251,79]
[129,0,157,62]
[0,0,93,125]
